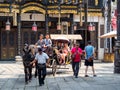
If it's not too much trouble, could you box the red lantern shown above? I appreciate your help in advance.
[111,16,117,30]
[5,19,10,31]
[88,23,93,31]
[57,23,61,30]
[32,22,37,32]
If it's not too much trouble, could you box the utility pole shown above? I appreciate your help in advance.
[114,0,120,73]
[17,0,21,55]
[103,0,108,49]
[107,0,111,53]
[84,0,88,45]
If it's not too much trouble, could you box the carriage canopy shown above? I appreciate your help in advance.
[50,34,82,40]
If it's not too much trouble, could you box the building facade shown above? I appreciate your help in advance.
[0,0,103,60]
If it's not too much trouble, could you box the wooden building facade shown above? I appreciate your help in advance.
[0,0,103,60]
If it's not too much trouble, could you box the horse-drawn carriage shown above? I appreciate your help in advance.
[39,36,71,76]
[22,34,82,78]
[49,34,83,76]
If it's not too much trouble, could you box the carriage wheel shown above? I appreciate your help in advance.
[52,59,57,76]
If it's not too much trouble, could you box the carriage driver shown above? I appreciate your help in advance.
[35,34,45,49]
[30,48,50,86]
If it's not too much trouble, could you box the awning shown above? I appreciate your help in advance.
[99,31,117,38]
[50,34,82,40]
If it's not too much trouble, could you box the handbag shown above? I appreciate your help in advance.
[71,49,78,60]
[71,54,75,60]
[37,64,45,69]
[88,56,94,62]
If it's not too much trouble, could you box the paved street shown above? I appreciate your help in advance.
[0,60,120,90]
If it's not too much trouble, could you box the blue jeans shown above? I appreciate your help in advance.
[72,61,80,77]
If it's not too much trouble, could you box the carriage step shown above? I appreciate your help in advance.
[47,67,69,69]
[56,67,69,69]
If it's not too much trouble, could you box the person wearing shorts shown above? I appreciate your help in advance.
[84,41,96,77]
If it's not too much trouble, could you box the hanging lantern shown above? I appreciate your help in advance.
[57,3,61,31]
[48,22,51,26]
[57,23,61,30]
[32,22,37,32]
[92,23,95,31]
[73,23,77,30]
[5,19,11,31]
[88,23,93,31]
[111,16,117,30]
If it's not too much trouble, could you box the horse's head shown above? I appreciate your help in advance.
[29,45,36,55]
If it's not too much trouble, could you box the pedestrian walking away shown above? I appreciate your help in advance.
[84,41,96,77]
[71,43,82,78]
[31,48,50,86]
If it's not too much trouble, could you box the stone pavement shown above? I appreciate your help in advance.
[0,60,120,90]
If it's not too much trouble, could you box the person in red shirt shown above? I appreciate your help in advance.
[71,43,82,78]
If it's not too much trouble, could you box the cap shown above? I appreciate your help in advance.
[24,43,28,46]
[38,48,42,52]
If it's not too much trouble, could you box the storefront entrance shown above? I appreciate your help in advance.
[0,27,43,60]
[0,28,17,60]
[21,29,43,49]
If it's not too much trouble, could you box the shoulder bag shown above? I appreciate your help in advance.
[88,56,94,62]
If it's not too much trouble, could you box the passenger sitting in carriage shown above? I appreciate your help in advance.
[56,43,70,64]
[43,34,52,52]
[44,34,52,47]
[42,34,53,57]
[35,34,45,49]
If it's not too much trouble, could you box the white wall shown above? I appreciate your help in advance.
[21,13,45,21]
[98,16,105,60]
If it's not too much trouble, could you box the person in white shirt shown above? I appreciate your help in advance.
[34,34,44,78]
[31,48,50,86]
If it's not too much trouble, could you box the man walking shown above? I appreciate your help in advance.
[31,48,50,86]
[34,34,45,78]
[84,41,96,77]
[71,43,82,78]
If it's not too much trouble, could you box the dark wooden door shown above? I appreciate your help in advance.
[21,29,42,49]
[1,28,17,60]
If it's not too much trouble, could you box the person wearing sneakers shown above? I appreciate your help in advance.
[71,43,82,78]
[31,48,50,86]
[84,41,96,77]
[34,34,45,78]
